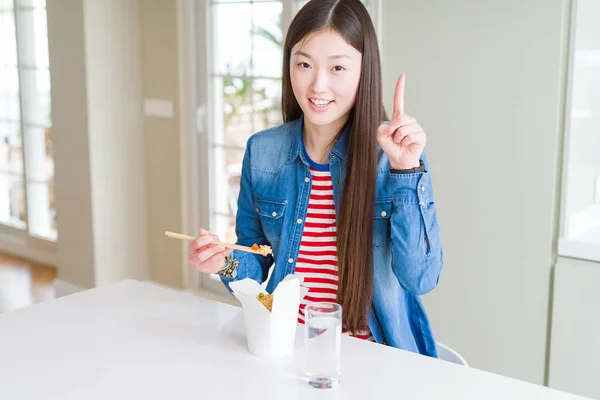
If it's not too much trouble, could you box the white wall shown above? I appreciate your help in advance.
[548,257,600,399]
[48,0,149,288]
[83,0,149,285]
[46,0,185,289]
[47,0,96,288]
[381,0,570,385]
[140,0,185,289]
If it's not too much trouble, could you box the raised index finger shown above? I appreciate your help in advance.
[393,73,406,119]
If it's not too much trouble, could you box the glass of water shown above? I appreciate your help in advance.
[304,302,342,388]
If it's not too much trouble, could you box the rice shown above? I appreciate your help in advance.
[257,292,273,312]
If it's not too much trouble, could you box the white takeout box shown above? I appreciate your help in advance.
[229,274,309,358]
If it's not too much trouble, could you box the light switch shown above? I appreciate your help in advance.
[143,98,174,118]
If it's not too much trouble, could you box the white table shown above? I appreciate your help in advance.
[0,280,589,399]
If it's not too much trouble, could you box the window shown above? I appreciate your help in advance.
[194,0,378,294]
[0,0,55,246]
[209,0,284,245]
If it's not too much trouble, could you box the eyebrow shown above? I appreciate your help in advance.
[293,50,352,60]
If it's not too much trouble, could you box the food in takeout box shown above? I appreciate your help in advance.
[257,292,273,312]
[229,274,308,358]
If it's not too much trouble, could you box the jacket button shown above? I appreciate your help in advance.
[271,211,277,217]
[421,186,425,192]
[288,258,294,264]
[335,180,339,185]
[380,211,387,217]
[305,177,310,183]
[297,218,303,224]
[330,154,336,159]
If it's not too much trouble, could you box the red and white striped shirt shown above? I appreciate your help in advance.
[295,167,374,341]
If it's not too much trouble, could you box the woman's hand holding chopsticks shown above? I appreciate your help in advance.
[186,229,233,274]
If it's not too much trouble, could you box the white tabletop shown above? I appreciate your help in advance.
[0,280,588,399]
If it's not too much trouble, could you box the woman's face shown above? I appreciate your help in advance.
[290,29,363,130]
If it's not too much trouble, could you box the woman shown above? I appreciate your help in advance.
[189,0,443,357]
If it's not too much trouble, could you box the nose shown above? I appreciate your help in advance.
[309,69,329,95]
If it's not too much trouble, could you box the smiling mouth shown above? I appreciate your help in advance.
[309,98,333,106]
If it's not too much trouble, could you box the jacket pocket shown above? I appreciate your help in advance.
[254,198,286,241]
[373,199,392,248]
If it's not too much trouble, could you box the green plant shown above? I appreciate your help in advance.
[222,12,284,134]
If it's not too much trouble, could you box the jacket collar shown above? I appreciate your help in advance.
[289,114,350,164]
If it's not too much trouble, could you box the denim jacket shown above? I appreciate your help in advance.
[220,116,443,357]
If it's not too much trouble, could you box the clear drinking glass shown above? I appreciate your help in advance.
[304,302,342,388]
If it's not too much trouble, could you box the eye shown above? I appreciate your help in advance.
[298,62,311,69]
[332,66,345,72]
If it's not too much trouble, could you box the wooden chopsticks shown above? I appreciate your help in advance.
[164,231,272,256]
